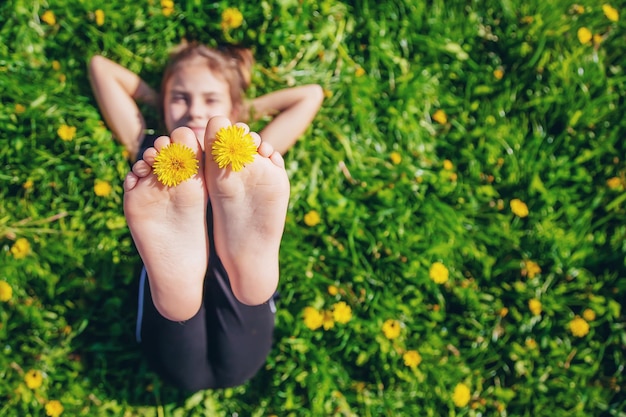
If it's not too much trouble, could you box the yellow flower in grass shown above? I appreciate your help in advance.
[607,177,622,189]
[390,151,402,165]
[528,298,542,316]
[304,210,321,227]
[603,4,619,22]
[523,259,541,278]
[95,9,105,26]
[443,159,454,170]
[57,125,76,141]
[582,308,596,322]
[25,370,43,389]
[403,350,422,368]
[153,143,199,187]
[429,262,449,284]
[382,319,401,339]
[212,125,256,172]
[303,306,324,330]
[525,338,538,349]
[45,400,64,417]
[221,7,243,30]
[452,382,471,407]
[355,67,366,77]
[0,281,12,302]
[11,238,31,259]
[161,0,174,16]
[432,109,448,124]
[510,198,529,218]
[15,103,26,114]
[322,310,335,330]
[94,180,112,197]
[332,301,352,324]
[41,10,56,25]
[493,68,504,80]
[569,316,590,337]
[577,27,592,45]
[328,285,339,296]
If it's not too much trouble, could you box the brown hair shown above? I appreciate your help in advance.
[159,41,254,122]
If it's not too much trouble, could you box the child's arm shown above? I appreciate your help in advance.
[251,84,324,155]
[88,55,158,158]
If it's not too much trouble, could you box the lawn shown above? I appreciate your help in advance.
[1,0,625,416]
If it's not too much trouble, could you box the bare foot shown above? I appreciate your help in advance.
[204,116,290,305]
[123,127,209,321]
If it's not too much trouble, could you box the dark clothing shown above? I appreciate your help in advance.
[133,134,275,392]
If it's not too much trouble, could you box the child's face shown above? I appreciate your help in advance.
[163,61,233,146]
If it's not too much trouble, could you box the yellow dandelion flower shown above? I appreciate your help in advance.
[602,4,619,22]
[510,198,529,218]
[212,125,257,172]
[607,177,622,189]
[355,67,366,77]
[328,284,339,296]
[593,33,603,45]
[41,10,56,25]
[452,382,471,407]
[322,310,335,330]
[52,60,61,71]
[498,307,509,317]
[429,262,449,284]
[525,338,538,349]
[304,210,321,227]
[571,4,585,14]
[332,301,352,324]
[432,109,448,124]
[95,9,105,26]
[390,151,402,165]
[94,180,112,197]
[493,68,504,80]
[303,306,324,330]
[443,159,454,170]
[382,319,401,339]
[221,7,243,30]
[24,370,43,389]
[45,400,64,417]
[23,179,34,190]
[523,259,541,278]
[57,124,76,141]
[11,238,31,259]
[577,27,592,44]
[153,143,199,187]
[15,103,26,114]
[0,281,13,302]
[528,298,542,316]
[161,0,174,16]
[582,308,596,322]
[403,350,422,368]
[569,316,590,337]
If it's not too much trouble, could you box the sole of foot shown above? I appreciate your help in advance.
[123,127,209,321]
[204,116,290,305]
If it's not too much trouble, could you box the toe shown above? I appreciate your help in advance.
[204,116,233,150]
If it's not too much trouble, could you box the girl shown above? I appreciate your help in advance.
[88,42,323,391]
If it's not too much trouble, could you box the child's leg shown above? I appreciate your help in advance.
[204,116,290,306]
[123,127,209,322]
[136,227,275,392]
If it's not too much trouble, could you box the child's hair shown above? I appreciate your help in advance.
[159,40,254,123]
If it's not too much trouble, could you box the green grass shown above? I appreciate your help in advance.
[1,0,625,415]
